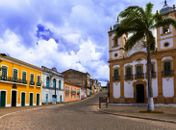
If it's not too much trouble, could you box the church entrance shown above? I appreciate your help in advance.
[136,84,145,103]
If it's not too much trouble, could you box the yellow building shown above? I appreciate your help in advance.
[0,53,42,107]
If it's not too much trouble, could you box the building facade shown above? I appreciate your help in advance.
[62,69,91,99]
[109,2,176,104]
[41,66,64,104]
[64,82,81,102]
[0,54,42,107]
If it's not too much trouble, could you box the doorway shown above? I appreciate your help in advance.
[136,84,145,103]
[36,94,40,106]
[0,91,6,107]
[46,94,48,104]
[21,92,25,107]
[11,91,17,107]
[29,93,33,106]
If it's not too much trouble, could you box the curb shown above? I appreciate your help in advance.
[98,108,176,124]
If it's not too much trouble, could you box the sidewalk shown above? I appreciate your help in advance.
[99,103,176,123]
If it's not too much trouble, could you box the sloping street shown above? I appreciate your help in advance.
[0,93,176,130]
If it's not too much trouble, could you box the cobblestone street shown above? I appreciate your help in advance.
[0,94,176,130]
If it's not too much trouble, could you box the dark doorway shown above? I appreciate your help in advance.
[136,84,145,103]
[29,93,33,106]
[0,91,6,107]
[11,91,17,107]
[36,94,40,106]
[21,92,25,107]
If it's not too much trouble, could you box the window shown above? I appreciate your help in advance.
[37,76,41,86]
[164,42,169,47]
[114,68,119,81]
[135,65,144,79]
[65,87,69,97]
[125,66,133,80]
[114,53,118,57]
[113,35,118,47]
[46,77,50,88]
[30,74,34,85]
[163,61,173,76]
[22,72,27,83]
[13,69,18,82]
[59,80,61,90]
[1,66,7,80]
[53,79,56,88]
[163,25,170,34]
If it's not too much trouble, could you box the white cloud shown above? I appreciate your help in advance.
[0,29,108,82]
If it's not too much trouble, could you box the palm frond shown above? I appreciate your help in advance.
[152,18,176,29]
[125,31,144,51]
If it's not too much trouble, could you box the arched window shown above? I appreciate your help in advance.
[58,80,61,90]
[53,79,56,88]
[163,60,173,76]
[46,77,50,88]
[125,66,133,80]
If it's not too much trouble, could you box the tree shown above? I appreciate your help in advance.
[115,2,176,111]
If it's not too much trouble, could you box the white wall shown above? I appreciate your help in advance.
[162,78,174,97]
[152,79,158,97]
[124,81,133,98]
[113,82,121,98]
[160,38,173,49]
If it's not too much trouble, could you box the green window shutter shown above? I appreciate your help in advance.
[126,67,132,76]
[22,72,26,81]
[114,68,119,80]
[164,61,171,72]
[30,74,34,82]
[13,69,18,81]
[136,66,143,74]
[2,66,7,79]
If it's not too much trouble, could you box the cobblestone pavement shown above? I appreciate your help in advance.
[0,94,176,130]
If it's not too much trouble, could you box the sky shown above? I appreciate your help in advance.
[0,0,175,85]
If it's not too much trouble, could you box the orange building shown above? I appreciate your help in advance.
[64,82,81,102]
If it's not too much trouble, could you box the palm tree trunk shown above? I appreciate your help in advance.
[146,42,155,111]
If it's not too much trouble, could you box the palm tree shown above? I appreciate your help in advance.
[115,2,176,111]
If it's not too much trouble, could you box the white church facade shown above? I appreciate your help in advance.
[109,1,176,104]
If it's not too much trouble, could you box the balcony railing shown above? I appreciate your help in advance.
[135,73,144,79]
[113,76,120,81]
[125,75,133,80]
[0,76,27,84]
[162,70,174,77]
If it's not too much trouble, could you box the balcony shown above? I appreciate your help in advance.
[113,76,120,82]
[30,81,35,86]
[0,76,27,85]
[125,75,133,80]
[162,70,174,77]
[135,73,144,79]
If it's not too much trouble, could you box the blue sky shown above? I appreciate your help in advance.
[0,0,175,85]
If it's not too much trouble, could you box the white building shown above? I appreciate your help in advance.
[108,1,176,104]
[42,66,64,104]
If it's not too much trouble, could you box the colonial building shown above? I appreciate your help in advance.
[109,1,176,104]
[64,82,81,102]
[90,79,101,95]
[0,53,42,107]
[41,66,64,104]
[62,69,91,99]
